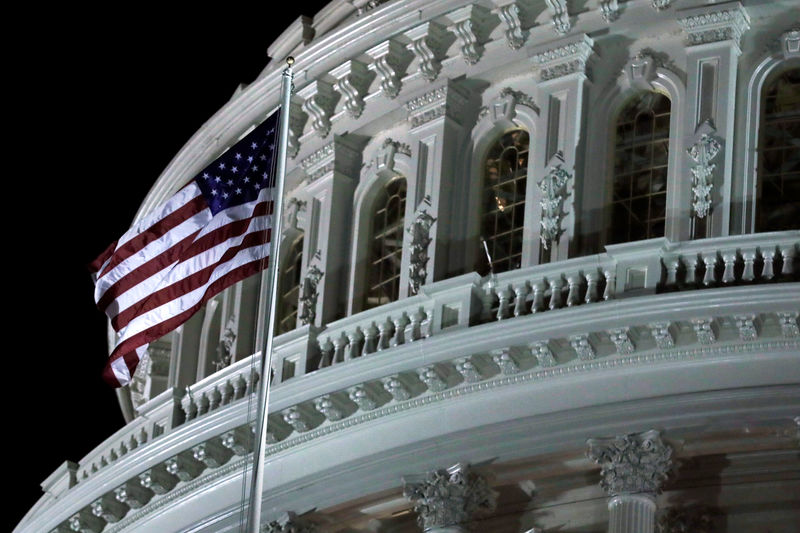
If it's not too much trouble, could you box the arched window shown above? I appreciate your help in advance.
[277,234,303,334]
[364,177,406,309]
[756,67,800,232]
[477,129,529,274]
[609,92,671,244]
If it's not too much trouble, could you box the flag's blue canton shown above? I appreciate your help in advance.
[195,111,280,215]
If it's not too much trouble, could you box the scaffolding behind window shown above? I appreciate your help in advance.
[365,178,406,309]
[277,235,303,334]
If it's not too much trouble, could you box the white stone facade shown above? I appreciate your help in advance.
[16,1,800,532]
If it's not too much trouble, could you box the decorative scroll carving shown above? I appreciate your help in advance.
[734,315,758,341]
[648,322,675,349]
[373,137,412,172]
[677,3,750,50]
[691,318,716,345]
[367,39,413,99]
[299,80,338,138]
[454,356,484,383]
[530,341,557,367]
[569,334,596,360]
[138,466,178,495]
[221,426,253,456]
[403,463,497,530]
[600,0,620,23]
[608,327,635,354]
[587,429,673,496]
[91,495,128,523]
[491,347,520,374]
[314,394,345,421]
[114,481,153,510]
[407,207,436,294]
[418,365,448,392]
[448,4,492,64]
[530,34,594,82]
[165,454,204,482]
[381,374,413,401]
[331,59,374,119]
[538,152,571,250]
[498,2,526,49]
[262,511,317,533]
[192,440,232,469]
[778,312,799,338]
[287,101,307,159]
[356,0,390,16]
[348,384,382,411]
[405,22,450,82]
[479,87,538,122]
[687,122,721,219]
[780,28,800,58]
[545,0,571,35]
[651,0,673,11]
[624,52,658,90]
[298,265,324,326]
[213,314,237,372]
[69,510,105,533]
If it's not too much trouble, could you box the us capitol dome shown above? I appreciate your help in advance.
[16,0,800,532]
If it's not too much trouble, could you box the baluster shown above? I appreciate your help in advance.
[346,329,364,360]
[246,369,260,395]
[761,248,775,280]
[548,277,564,310]
[406,309,424,341]
[377,318,394,350]
[585,271,599,303]
[481,283,498,322]
[683,255,699,285]
[721,251,737,283]
[197,393,210,416]
[332,335,347,364]
[781,246,795,276]
[496,286,513,320]
[181,394,197,422]
[741,249,756,281]
[208,386,222,411]
[663,256,680,287]
[361,323,379,355]
[232,374,247,400]
[420,307,433,338]
[318,337,334,368]
[603,269,616,300]
[391,314,410,347]
[701,253,717,285]
[513,284,530,316]
[566,273,582,306]
[220,379,234,405]
[531,280,545,312]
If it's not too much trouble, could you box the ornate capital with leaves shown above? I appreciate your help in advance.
[586,429,673,496]
[298,265,324,326]
[687,124,721,219]
[538,152,571,249]
[407,208,437,294]
[403,463,497,530]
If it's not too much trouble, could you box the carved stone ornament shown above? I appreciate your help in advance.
[656,505,713,533]
[586,429,673,496]
[367,39,413,99]
[624,52,658,91]
[299,80,338,138]
[538,151,571,250]
[355,0,390,16]
[545,0,571,35]
[448,4,492,65]
[284,197,307,229]
[687,122,721,219]
[530,33,594,83]
[651,0,673,11]
[407,207,437,294]
[677,3,750,50]
[600,0,619,23]
[331,59,374,119]
[374,137,412,172]
[780,28,800,58]
[298,265,324,326]
[497,2,526,50]
[403,463,497,530]
[405,83,470,128]
[480,87,539,122]
[405,21,451,82]
[213,314,237,372]
[261,511,317,533]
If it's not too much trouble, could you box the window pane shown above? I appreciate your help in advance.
[477,129,529,274]
[365,177,407,309]
[277,235,304,334]
[757,68,800,232]
[609,92,671,243]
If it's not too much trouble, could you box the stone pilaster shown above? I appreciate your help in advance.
[587,430,673,533]
[403,463,497,532]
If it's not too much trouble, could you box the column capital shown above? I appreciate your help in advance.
[586,429,673,496]
[403,462,497,530]
[403,81,471,129]
[677,2,750,52]
[528,33,594,83]
[261,511,317,533]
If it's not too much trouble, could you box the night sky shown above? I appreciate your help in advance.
[11,4,331,529]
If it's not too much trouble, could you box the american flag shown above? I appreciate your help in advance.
[91,110,280,387]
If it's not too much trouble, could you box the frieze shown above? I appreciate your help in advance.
[530,34,594,82]
[677,3,750,50]
[405,83,470,128]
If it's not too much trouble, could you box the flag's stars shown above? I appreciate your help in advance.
[262,172,268,179]
[211,189,217,196]
[252,164,258,172]
[259,154,266,161]
[202,172,210,180]
[247,156,253,163]
[243,176,250,183]
[234,153,242,160]
[235,188,242,194]
[215,176,221,183]
[251,142,258,149]
[269,143,275,151]
[231,166,238,174]
[222,192,229,199]
[227,179,234,186]
[218,162,226,170]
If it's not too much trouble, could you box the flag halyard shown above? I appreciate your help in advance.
[91,111,281,387]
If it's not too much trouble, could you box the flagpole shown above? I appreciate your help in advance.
[246,56,294,533]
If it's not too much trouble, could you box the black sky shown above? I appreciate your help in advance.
[11,5,331,529]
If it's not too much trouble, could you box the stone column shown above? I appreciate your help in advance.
[586,430,673,533]
[403,462,497,532]
[676,1,750,239]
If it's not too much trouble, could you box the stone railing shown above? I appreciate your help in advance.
[180,356,260,422]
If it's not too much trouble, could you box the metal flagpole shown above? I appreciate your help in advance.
[246,56,295,533]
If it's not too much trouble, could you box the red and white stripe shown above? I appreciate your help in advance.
[91,183,273,387]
